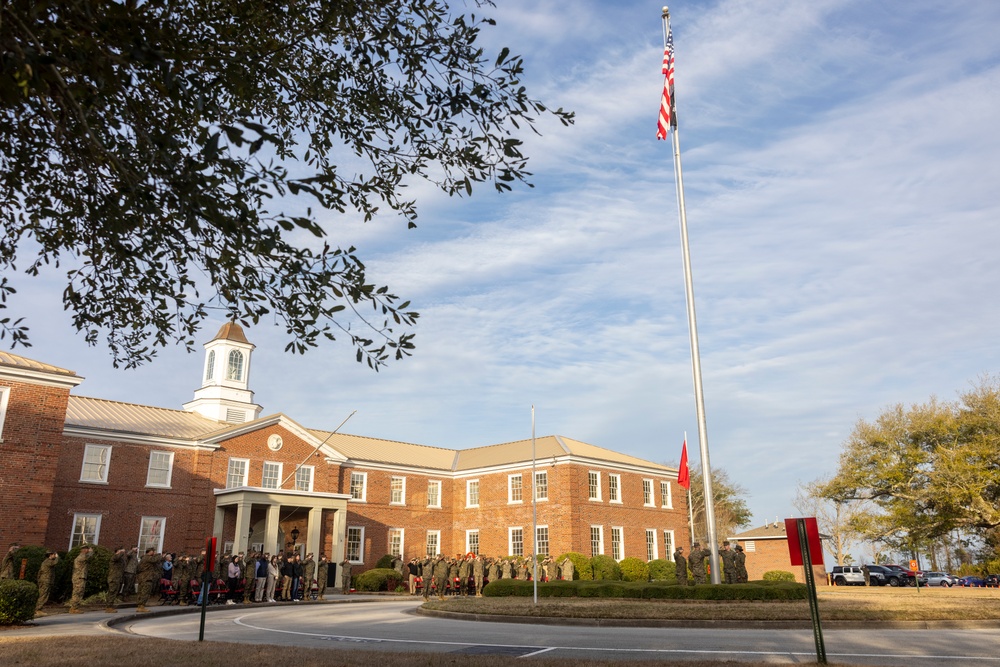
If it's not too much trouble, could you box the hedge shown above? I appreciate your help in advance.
[619,557,649,582]
[648,558,676,582]
[375,555,395,569]
[354,568,402,592]
[0,579,39,625]
[54,545,113,603]
[554,552,592,581]
[589,555,622,581]
[481,578,806,600]
[762,570,797,582]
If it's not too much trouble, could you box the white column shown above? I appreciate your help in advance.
[234,501,253,555]
[265,503,281,555]
[307,507,323,558]
[331,508,347,564]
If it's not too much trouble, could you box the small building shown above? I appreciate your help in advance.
[730,521,829,584]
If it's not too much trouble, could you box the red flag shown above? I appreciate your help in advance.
[656,28,676,140]
[677,439,690,489]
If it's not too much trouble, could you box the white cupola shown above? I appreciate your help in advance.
[183,322,262,423]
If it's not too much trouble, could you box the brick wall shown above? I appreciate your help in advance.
[738,537,828,585]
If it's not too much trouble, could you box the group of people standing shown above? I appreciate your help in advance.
[397,553,573,600]
[219,551,338,604]
[674,540,749,584]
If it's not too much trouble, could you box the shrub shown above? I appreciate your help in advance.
[353,568,401,592]
[589,555,621,581]
[554,552,592,581]
[0,579,39,625]
[6,546,48,585]
[762,570,796,582]
[619,557,650,582]
[480,579,807,601]
[648,558,676,582]
[482,578,533,597]
[375,555,395,569]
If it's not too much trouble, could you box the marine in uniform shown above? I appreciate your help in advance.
[316,554,329,600]
[673,546,688,586]
[68,544,94,613]
[105,547,127,612]
[34,551,58,615]
[135,548,164,612]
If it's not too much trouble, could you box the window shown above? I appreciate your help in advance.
[226,458,248,488]
[590,525,604,557]
[509,527,524,557]
[0,386,11,441]
[534,471,548,501]
[646,529,658,561]
[349,472,367,501]
[138,517,166,552]
[295,465,314,492]
[643,479,654,506]
[145,451,174,488]
[608,474,621,503]
[80,444,111,483]
[226,350,244,381]
[466,529,480,555]
[611,526,623,561]
[346,527,364,562]
[588,471,601,501]
[508,474,523,503]
[660,481,672,508]
[390,476,406,505]
[466,479,480,508]
[663,530,675,560]
[205,350,215,381]
[70,513,101,548]
[262,461,282,489]
[388,528,403,558]
[426,530,441,557]
[536,526,550,557]
[427,480,441,508]
[745,541,756,553]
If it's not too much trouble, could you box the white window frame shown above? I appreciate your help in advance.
[388,528,404,558]
[426,530,441,557]
[588,471,602,501]
[608,473,621,503]
[611,526,623,561]
[590,525,604,557]
[660,480,673,509]
[261,461,282,489]
[645,529,658,561]
[427,480,441,508]
[466,479,480,508]
[145,450,175,488]
[0,386,10,442]
[466,529,480,555]
[746,540,756,553]
[642,479,654,506]
[508,473,523,504]
[80,444,112,484]
[226,349,244,381]
[226,457,249,489]
[535,525,550,557]
[295,465,314,492]
[349,471,367,501]
[508,527,524,557]
[70,513,101,549]
[534,470,548,501]
[205,350,216,382]
[346,526,365,563]
[390,476,406,505]
[663,529,675,561]
[138,516,166,553]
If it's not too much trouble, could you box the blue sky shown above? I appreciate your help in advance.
[8,0,1000,541]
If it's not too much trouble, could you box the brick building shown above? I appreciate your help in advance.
[730,521,829,584]
[1,324,687,574]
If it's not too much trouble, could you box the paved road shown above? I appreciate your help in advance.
[102,599,1000,665]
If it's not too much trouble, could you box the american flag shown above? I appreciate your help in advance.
[656,28,676,140]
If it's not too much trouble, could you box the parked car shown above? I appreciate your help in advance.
[985,574,1000,588]
[924,572,960,587]
[958,576,985,587]
[863,565,894,586]
[830,565,866,586]
[883,564,928,587]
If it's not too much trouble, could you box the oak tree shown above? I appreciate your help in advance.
[0,0,573,367]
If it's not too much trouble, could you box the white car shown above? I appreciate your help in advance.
[830,565,866,586]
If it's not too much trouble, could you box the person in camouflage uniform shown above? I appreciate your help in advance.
[457,555,471,596]
[135,547,164,612]
[734,544,748,583]
[121,547,139,600]
[339,557,353,595]
[433,555,449,601]
[34,551,58,615]
[473,554,485,596]
[68,544,94,613]
[500,558,512,580]
[302,553,316,600]
[1,542,20,579]
[316,554,329,600]
[560,556,575,581]
[720,541,737,584]
[673,546,688,586]
[421,557,434,600]
[175,554,192,604]
[689,542,707,584]
[488,557,501,583]
[105,546,127,612]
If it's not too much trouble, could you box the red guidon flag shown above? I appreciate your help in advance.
[656,28,676,139]
[677,439,691,489]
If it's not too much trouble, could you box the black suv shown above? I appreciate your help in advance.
[863,564,924,587]
[985,574,999,588]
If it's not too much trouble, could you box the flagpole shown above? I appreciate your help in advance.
[531,405,538,605]
[662,6,721,584]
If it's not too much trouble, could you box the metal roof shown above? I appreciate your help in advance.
[66,395,226,440]
[0,351,77,376]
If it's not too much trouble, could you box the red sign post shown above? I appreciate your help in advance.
[199,536,217,641]
[786,517,826,664]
